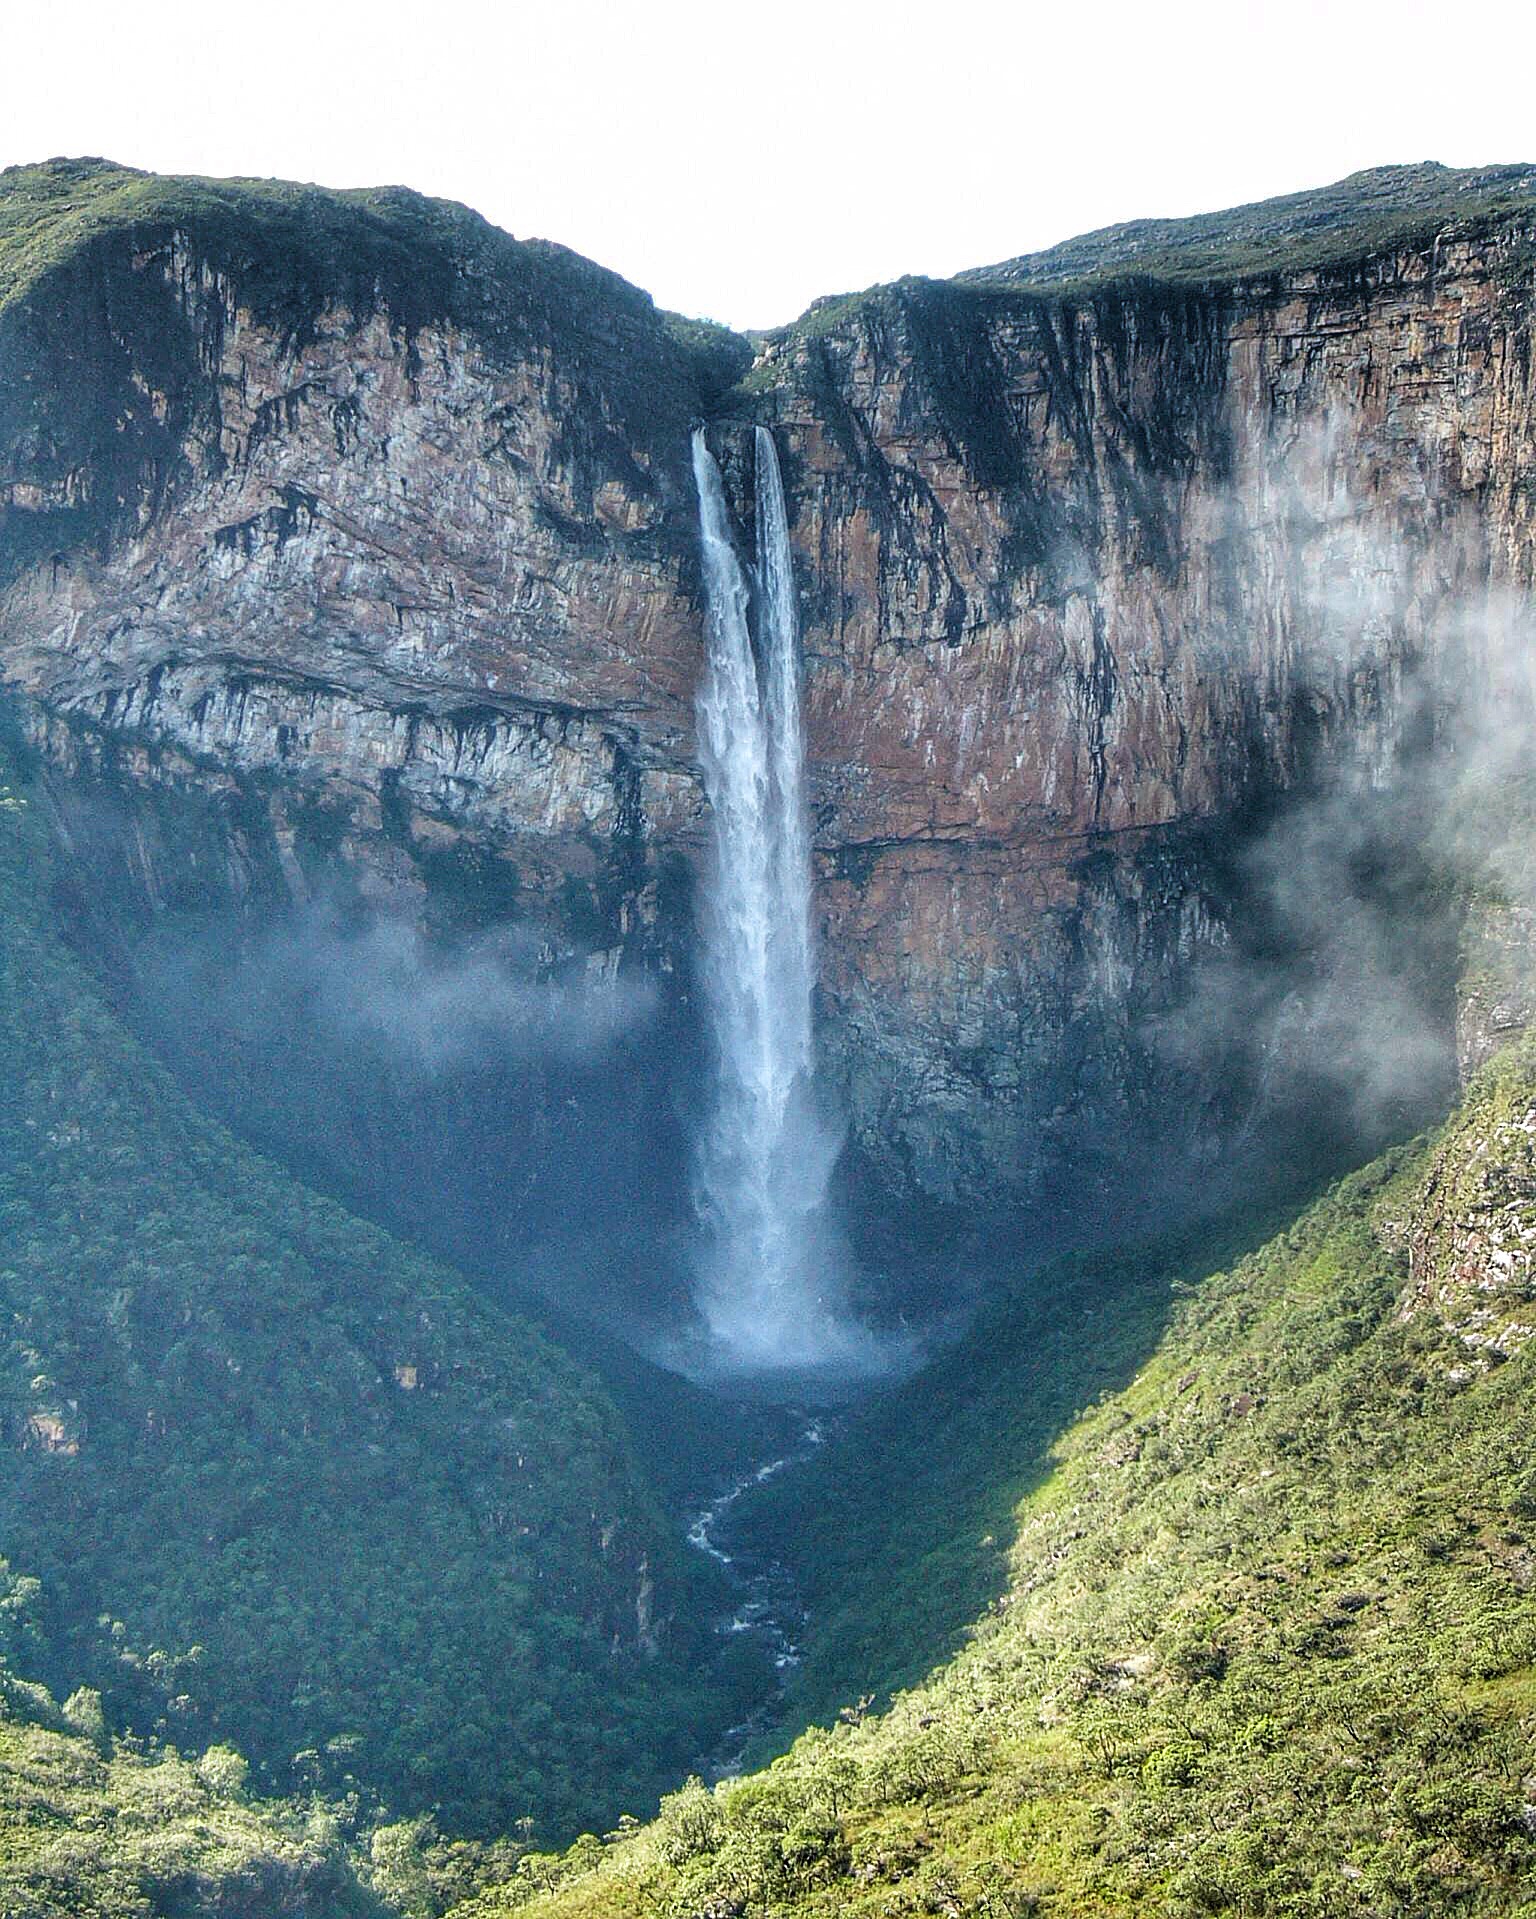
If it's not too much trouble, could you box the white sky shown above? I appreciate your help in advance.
[4,0,1533,331]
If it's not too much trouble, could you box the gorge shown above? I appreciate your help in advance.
[6,157,1535,1301]
[4,153,1536,1916]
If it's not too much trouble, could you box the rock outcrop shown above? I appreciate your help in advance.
[0,164,709,934]
[4,158,1535,1243]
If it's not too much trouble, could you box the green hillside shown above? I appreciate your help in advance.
[467,1039,1536,1916]
[0,1600,378,1919]
[0,156,650,331]
[0,758,747,1846]
[6,149,1536,1918]
[959,160,1536,292]
[736,1203,1310,1745]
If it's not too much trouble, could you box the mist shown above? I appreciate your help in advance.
[86,890,705,1348]
[207,905,658,1078]
[1142,436,1536,1186]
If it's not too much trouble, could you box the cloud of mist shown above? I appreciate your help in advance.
[152,901,659,1080]
[1152,789,1460,1149]
[298,912,655,1074]
[1143,419,1536,1161]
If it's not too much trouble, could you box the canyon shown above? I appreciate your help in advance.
[4,158,1536,1271]
[6,152,1536,1915]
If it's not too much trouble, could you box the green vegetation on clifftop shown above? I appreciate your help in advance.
[735,161,1536,407]
[0,156,653,335]
[961,160,1536,293]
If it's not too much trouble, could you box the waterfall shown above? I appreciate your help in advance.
[689,426,858,1372]
[754,427,816,1101]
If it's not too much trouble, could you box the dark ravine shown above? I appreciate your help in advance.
[3,157,1536,1292]
[685,1415,830,1779]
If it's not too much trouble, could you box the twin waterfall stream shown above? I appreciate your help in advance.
[684,429,895,1764]
[690,426,858,1375]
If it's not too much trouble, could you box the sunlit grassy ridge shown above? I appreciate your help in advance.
[462,1043,1536,1916]
[959,161,1536,292]
[0,1647,377,1919]
[0,156,642,330]
[737,1202,1313,1746]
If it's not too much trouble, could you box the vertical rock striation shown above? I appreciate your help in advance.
[753,231,1536,1211]
[4,160,1536,1248]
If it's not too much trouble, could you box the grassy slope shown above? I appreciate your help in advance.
[0,1674,377,1919]
[958,161,1536,292]
[0,156,640,330]
[0,764,747,1846]
[468,1041,1536,1916]
[0,1557,384,1917]
[737,1202,1319,1745]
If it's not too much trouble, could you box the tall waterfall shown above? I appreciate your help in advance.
[690,426,857,1372]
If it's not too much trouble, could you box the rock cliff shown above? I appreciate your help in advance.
[755,214,1536,1208]
[0,160,709,922]
[3,158,1535,1253]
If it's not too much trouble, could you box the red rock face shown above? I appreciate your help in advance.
[3,212,1534,1216]
[759,241,1536,1203]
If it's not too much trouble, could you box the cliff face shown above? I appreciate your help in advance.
[760,236,1536,1204]
[0,166,708,936]
[4,160,1535,1235]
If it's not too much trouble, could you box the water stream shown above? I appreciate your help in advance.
[686,1414,830,1778]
